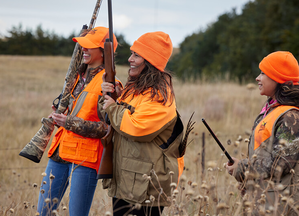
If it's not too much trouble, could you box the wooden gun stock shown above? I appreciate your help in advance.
[97,0,116,180]
[103,40,117,100]
[97,40,116,179]
[98,121,114,179]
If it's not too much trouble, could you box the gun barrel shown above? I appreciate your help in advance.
[97,0,116,180]
[107,0,114,45]
[88,0,103,29]
[97,42,115,180]
[202,118,234,164]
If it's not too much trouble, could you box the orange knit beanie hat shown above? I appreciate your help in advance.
[259,51,299,85]
[72,26,118,52]
[130,31,173,71]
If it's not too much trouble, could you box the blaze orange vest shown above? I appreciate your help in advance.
[48,70,105,171]
[254,105,299,150]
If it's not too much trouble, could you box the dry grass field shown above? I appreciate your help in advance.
[0,55,267,215]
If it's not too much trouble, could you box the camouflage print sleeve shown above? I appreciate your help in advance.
[250,109,299,181]
[64,115,108,138]
[272,109,299,177]
[234,158,249,182]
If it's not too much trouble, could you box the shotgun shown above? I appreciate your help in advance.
[97,0,116,179]
[19,0,103,163]
[202,118,234,165]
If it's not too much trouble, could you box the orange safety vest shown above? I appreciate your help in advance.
[48,70,105,171]
[254,105,299,150]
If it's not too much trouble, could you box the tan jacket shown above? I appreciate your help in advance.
[100,90,184,206]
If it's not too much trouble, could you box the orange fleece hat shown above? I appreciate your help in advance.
[259,51,299,85]
[130,31,173,71]
[72,26,118,52]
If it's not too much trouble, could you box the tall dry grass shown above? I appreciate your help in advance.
[0,55,267,215]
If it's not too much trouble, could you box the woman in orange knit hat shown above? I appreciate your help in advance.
[226,51,299,215]
[37,26,121,216]
[99,31,187,216]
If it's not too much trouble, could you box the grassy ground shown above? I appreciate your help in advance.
[0,55,266,215]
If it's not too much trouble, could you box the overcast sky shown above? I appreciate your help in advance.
[0,0,251,47]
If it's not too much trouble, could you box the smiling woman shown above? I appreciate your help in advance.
[226,51,299,216]
[36,26,122,216]
[255,72,277,98]
[72,27,118,70]
[81,47,104,69]
[99,31,187,216]
[128,51,146,77]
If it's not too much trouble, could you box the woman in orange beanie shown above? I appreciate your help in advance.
[226,51,299,215]
[99,31,186,216]
[37,26,121,216]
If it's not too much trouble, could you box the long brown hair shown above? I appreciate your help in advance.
[275,82,299,107]
[120,60,175,105]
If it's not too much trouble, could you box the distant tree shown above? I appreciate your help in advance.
[0,25,131,65]
[4,24,35,55]
[0,24,74,56]
[169,0,299,83]
[115,33,131,65]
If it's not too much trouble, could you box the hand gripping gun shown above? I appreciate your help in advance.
[19,0,104,163]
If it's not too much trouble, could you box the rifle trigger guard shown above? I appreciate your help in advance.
[53,93,63,109]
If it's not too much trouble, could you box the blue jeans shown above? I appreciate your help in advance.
[37,159,98,216]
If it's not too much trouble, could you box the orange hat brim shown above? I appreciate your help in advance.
[72,37,100,49]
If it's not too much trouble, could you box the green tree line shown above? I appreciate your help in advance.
[0,24,131,65]
[2,0,299,82]
[168,0,299,82]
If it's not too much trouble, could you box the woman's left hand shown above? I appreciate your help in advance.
[225,157,240,176]
[103,94,116,109]
[52,113,67,127]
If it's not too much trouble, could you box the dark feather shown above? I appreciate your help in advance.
[179,112,195,157]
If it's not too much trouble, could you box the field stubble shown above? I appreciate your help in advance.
[0,55,266,215]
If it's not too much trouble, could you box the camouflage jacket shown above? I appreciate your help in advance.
[50,64,107,163]
[234,103,299,182]
[234,101,299,215]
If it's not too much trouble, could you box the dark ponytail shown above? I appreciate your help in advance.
[275,82,299,107]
